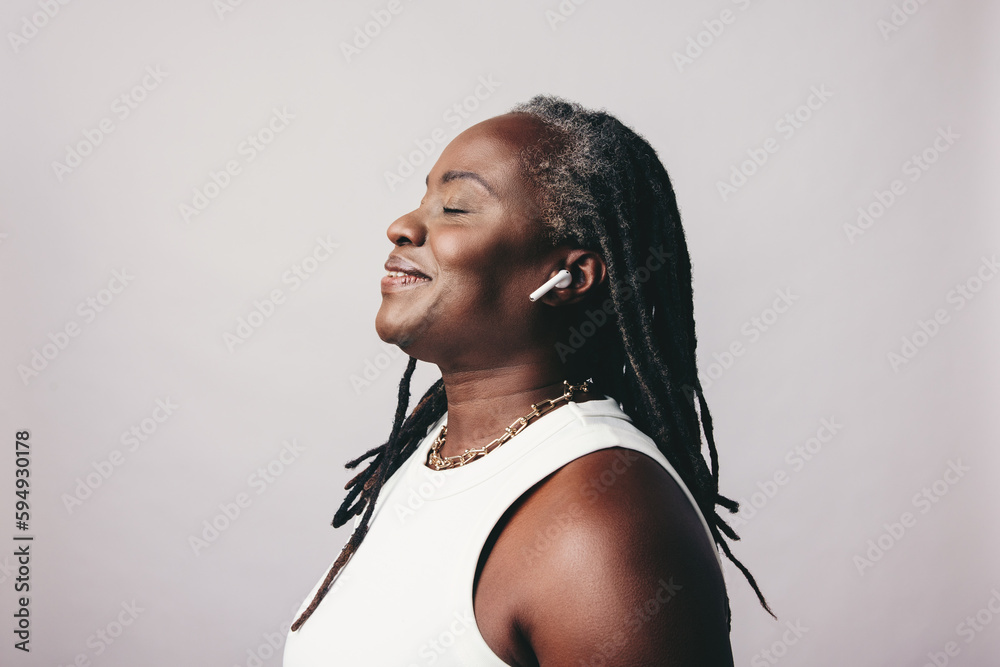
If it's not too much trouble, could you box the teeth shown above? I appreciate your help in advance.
[386,270,427,279]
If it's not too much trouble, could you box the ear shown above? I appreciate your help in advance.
[536,249,607,306]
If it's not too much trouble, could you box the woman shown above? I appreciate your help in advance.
[283,96,772,666]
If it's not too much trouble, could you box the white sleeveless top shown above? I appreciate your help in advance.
[283,395,721,666]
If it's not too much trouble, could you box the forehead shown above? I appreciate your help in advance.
[429,114,550,195]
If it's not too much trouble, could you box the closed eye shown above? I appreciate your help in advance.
[443,207,467,214]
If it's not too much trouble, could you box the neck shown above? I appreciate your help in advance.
[435,360,592,459]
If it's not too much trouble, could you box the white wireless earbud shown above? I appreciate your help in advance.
[529,269,573,302]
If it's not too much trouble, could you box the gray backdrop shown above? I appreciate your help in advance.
[2,0,998,665]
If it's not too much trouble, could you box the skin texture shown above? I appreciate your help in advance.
[473,449,734,667]
[375,114,734,666]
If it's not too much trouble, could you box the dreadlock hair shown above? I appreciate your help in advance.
[291,95,773,632]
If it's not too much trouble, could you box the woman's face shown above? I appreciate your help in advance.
[375,113,563,370]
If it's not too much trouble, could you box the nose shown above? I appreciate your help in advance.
[386,209,426,247]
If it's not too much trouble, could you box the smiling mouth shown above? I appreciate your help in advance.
[382,271,432,289]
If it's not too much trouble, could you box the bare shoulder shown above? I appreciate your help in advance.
[479,447,734,666]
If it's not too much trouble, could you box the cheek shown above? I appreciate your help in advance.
[435,228,526,278]
[434,228,537,303]
[433,229,484,269]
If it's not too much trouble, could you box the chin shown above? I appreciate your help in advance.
[374,315,394,345]
[375,302,437,361]
[374,312,408,349]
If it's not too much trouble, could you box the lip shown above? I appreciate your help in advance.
[384,255,431,278]
[382,254,432,292]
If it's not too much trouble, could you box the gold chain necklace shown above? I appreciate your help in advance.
[425,380,591,470]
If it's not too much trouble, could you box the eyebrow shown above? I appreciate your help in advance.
[425,170,497,198]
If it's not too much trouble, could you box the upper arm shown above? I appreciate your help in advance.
[517,448,734,667]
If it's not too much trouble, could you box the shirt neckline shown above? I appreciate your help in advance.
[400,395,630,499]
